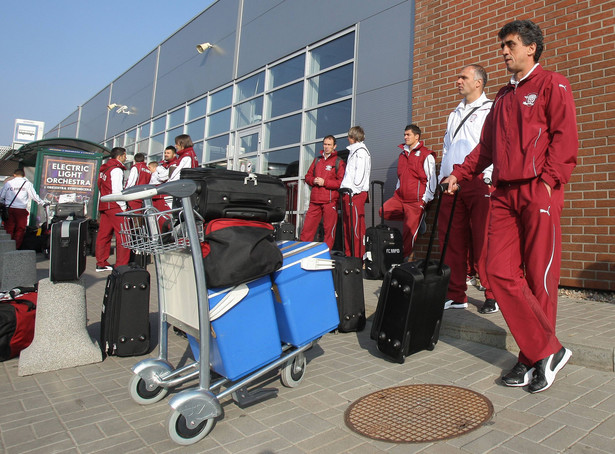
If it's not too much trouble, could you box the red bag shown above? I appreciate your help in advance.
[0,292,37,361]
[201,218,282,288]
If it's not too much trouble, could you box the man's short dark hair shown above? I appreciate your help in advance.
[498,20,544,62]
[468,64,488,88]
[165,145,176,153]
[134,153,145,162]
[405,124,421,137]
[14,169,25,177]
[323,135,336,145]
[110,147,126,159]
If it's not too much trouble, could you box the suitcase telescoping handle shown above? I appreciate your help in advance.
[370,180,385,227]
[422,183,459,276]
[338,188,355,257]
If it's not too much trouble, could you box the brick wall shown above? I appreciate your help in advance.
[412,0,615,290]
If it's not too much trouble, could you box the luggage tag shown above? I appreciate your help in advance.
[300,257,335,271]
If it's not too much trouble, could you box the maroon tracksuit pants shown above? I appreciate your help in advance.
[300,201,338,250]
[342,191,368,259]
[96,208,130,268]
[380,194,424,258]
[487,178,564,365]
[438,176,495,303]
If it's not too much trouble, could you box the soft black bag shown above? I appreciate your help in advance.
[0,205,8,222]
[201,218,283,288]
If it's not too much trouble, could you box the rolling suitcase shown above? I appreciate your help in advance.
[331,189,366,332]
[275,182,296,241]
[100,264,151,357]
[49,219,88,282]
[364,180,404,280]
[180,168,286,222]
[374,183,459,362]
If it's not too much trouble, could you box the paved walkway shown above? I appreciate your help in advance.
[1,256,614,453]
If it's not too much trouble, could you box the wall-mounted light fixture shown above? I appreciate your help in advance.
[196,42,213,53]
[107,103,131,114]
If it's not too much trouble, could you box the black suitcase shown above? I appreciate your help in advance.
[49,219,88,282]
[100,264,150,357]
[180,168,286,222]
[364,180,404,280]
[374,184,459,362]
[331,189,366,332]
[275,181,297,241]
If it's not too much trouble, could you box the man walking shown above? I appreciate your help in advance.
[439,64,497,313]
[95,147,130,271]
[443,20,578,393]
[0,169,46,248]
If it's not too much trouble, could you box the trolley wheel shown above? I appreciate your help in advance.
[167,409,215,445]
[280,352,306,388]
[129,374,168,405]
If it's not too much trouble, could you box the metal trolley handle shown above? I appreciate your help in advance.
[100,180,198,202]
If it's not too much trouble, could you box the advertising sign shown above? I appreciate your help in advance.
[39,155,97,217]
[13,119,45,146]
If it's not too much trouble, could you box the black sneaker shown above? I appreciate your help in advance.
[501,362,535,387]
[479,299,499,314]
[528,347,572,393]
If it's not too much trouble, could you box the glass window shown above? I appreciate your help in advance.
[266,114,301,149]
[138,122,150,140]
[304,100,352,142]
[136,139,149,155]
[207,108,231,137]
[168,107,185,128]
[239,132,259,155]
[188,97,207,120]
[306,63,353,107]
[210,86,232,112]
[152,116,166,135]
[125,128,137,146]
[236,72,265,102]
[204,135,229,162]
[193,141,204,163]
[310,32,354,74]
[270,54,305,89]
[262,147,299,177]
[150,133,165,156]
[186,118,205,141]
[125,143,135,156]
[235,97,263,128]
[204,161,228,169]
[267,82,303,119]
[238,156,259,173]
[167,126,184,145]
[150,152,163,163]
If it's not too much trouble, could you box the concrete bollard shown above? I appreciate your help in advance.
[0,249,37,291]
[18,278,102,376]
[0,240,17,282]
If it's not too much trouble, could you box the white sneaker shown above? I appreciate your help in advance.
[444,299,468,310]
[466,275,477,286]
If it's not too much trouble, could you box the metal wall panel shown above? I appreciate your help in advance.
[78,87,111,143]
[238,0,407,77]
[58,111,80,139]
[107,51,158,137]
[154,0,239,114]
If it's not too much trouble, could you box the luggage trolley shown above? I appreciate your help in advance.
[101,180,315,445]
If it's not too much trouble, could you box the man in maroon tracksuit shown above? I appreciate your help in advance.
[96,147,130,271]
[125,152,152,210]
[380,125,436,259]
[300,135,346,250]
[443,20,578,393]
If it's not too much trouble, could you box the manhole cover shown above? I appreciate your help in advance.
[344,384,493,443]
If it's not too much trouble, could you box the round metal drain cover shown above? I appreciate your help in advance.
[345,384,493,443]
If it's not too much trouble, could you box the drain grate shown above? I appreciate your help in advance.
[344,384,494,443]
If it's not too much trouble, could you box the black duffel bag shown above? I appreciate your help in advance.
[200,218,283,288]
[180,168,286,222]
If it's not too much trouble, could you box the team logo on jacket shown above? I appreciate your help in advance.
[523,93,538,106]
[325,165,333,171]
